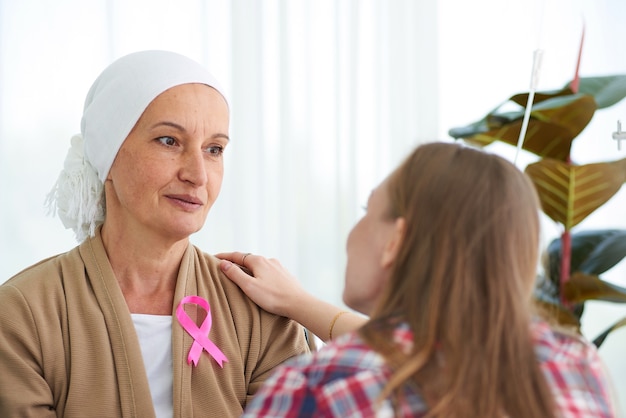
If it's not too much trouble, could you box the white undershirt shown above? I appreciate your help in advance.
[131,314,174,418]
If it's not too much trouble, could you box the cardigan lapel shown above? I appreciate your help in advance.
[80,229,156,418]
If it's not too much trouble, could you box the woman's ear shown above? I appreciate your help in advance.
[380,217,406,268]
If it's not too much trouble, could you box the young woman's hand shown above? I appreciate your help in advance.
[216,251,367,342]
[216,252,308,318]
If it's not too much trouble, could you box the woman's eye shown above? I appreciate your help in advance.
[206,145,224,156]
[157,136,177,146]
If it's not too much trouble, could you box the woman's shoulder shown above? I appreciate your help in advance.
[189,246,293,321]
[191,246,244,294]
[1,247,80,294]
[532,319,617,416]
[291,321,411,376]
[0,247,84,330]
[531,317,600,363]
[280,331,385,382]
[246,331,416,416]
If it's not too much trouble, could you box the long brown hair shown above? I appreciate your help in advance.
[360,142,555,417]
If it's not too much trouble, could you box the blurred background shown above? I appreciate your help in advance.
[1,0,625,407]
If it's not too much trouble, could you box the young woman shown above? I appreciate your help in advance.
[219,142,616,417]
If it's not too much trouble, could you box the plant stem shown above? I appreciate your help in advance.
[560,230,572,306]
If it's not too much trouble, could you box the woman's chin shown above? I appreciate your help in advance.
[158,221,203,241]
[342,295,370,317]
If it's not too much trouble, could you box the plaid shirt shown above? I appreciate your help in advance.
[243,319,616,417]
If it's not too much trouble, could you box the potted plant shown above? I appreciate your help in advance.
[449,72,626,347]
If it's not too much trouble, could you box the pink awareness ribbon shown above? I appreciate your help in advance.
[176,295,228,368]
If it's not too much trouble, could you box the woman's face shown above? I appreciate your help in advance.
[105,83,229,241]
[343,177,401,315]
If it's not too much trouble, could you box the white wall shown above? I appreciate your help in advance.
[438,0,626,406]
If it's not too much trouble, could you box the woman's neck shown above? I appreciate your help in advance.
[100,223,189,314]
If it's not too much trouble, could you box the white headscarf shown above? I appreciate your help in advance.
[46,50,228,242]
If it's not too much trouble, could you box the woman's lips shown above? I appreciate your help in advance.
[166,194,204,210]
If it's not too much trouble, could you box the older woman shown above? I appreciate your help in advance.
[0,50,309,418]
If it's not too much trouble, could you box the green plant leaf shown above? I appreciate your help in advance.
[547,229,626,279]
[525,158,626,229]
[593,316,626,347]
[563,272,626,304]
[578,231,626,275]
[509,87,573,107]
[449,93,596,160]
[566,75,626,109]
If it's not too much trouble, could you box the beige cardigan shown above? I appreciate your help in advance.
[0,229,309,417]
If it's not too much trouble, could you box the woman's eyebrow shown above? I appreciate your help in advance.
[150,121,186,131]
[150,121,230,141]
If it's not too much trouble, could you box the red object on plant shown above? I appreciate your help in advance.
[560,230,572,306]
[570,23,585,93]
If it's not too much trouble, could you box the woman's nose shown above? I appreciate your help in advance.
[179,148,208,186]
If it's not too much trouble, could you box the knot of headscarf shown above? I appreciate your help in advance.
[46,134,104,242]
